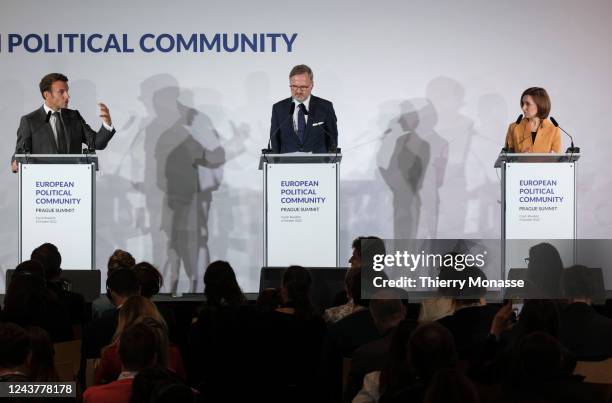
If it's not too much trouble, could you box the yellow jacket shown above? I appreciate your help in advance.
[505,118,561,153]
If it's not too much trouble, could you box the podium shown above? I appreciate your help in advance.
[15,154,98,270]
[259,152,341,267]
[495,152,580,278]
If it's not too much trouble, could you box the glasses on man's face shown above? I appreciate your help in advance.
[290,85,310,91]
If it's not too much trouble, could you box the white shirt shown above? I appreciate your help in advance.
[43,103,114,146]
[292,95,310,132]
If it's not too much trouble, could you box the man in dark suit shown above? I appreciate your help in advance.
[11,72,115,172]
[269,64,338,153]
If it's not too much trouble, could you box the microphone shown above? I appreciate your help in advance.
[264,102,295,154]
[502,114,523,152]
[550,116,579,153]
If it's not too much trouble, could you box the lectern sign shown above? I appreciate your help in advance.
[505,162,575,239]
[20,163,94,269]
[265,162,338,267]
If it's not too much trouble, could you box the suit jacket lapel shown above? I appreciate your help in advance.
[37,107,59,152]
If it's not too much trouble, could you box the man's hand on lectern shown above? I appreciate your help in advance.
[11,160,18,173]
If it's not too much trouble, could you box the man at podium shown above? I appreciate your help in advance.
[269,64,338,153]
[11,73,116,172]
[505,87,561,153]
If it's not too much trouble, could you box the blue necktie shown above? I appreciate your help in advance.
[297,103,306,143]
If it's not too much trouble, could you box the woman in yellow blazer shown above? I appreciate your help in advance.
[505,87,561,153]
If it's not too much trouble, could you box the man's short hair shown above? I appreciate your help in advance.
[31,243,62,280]
[107,249,136,274]
[289,64,313,81]
[106,268,140,297]
[119,323,158,372]
[39,73,68,97]
[370,291,405,324]
[352,236,386,259]
[0,323,30,369]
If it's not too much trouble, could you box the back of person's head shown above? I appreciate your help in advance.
[352,236,386,262]
[106,268,140,300]
[379,320,417,394]
[4,265,52,326]
[423,368,480,403]
[562,265,603,301]
[114,295,166,342]
[437,253,487,305]
[14,259,46,282]
[203,260,245,307]
[131,367,195,403]
[26,326,59,381]
[133,262,163,298]
[281,266,313,319]
[0,323,30,370]
[370,290,406,331]
[118,323,158,372]
[516,331,564,383]
[516,299,559,340]
[527,243,563,298]
[139,317,170,368]
[107,249,136,274]
[30,243,62,281]
[408,322,457,381]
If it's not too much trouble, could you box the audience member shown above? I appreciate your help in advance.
[379,322,457,403]
[560,265,612,360]
[2,260,73,342]
[82,268,140,359]
[131,367,196,403]
[187,261,254,401]
[95,296,184,384]
[83,323,158,403]
[254,266,326,402]
[345,291,411,403]
[133,261,177,342]
[31,243,86,326]
[0,322,30,382]
[324,266,366,324]
[423,368,480,403]
[27,326,60,381]
[91,249,136,319]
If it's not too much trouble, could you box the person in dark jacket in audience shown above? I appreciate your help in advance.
[2,260,73,342]
[560,265,612,360]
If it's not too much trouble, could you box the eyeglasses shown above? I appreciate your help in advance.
[290,85,311,91]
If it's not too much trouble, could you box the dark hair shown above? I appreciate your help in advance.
[15,259,46,282]
[407,322,457,380]
[289,64,313,80]
[107,249,136,274]
[133,262,163,298]
[521,87,551,119]
[31,243,62,280]
[203,261,246,307]
[527,243,563,298]
[379,320,417,394]
[438,258,487,303]
[3,266,56,329]
[370,292,405,326]
[256,288,282,312]
[516,331,564,383]
[0,322,31,369]
[39,73,68,97]
[26,326,59,381]
[346,266,366,307]
[119,323,158,372]
[351,236,386,259]
[107,268,140,298]
[130,367,194,403]
[423,368,480,403]
[282,266,313,319]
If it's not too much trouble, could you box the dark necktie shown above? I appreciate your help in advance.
[53,112,67,153]
[297,103,306,143]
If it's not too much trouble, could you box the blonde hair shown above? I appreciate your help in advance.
[113,296,166,343]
